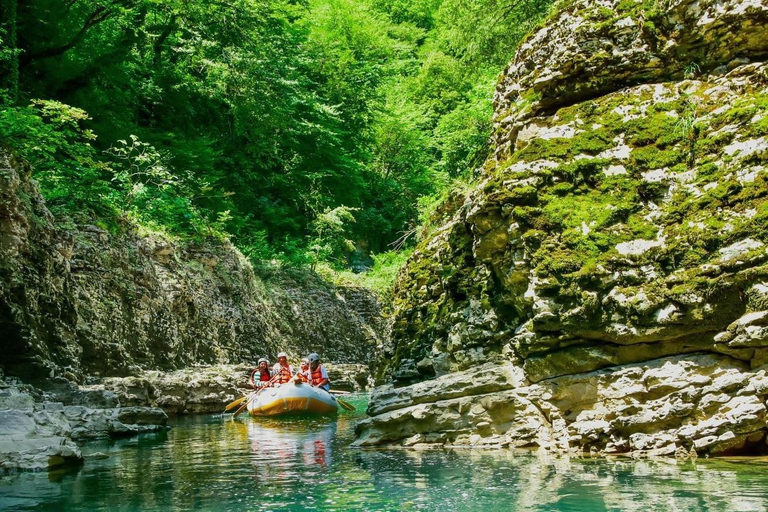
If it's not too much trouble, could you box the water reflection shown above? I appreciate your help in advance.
[222,416,337,490]
[1,403,768,511]
[353,448,768,512]
[249,417,335,468]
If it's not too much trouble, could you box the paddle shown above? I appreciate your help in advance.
[231,398,250,418]
[224,395,246,412]
[336,397,356,412]
[317,387,355,411]
[226,367,272,413]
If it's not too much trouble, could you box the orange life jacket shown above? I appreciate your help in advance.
[311,366,328,387]
[275,365,292,384]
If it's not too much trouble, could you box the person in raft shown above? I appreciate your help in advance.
[297,358,311,383]
[307,353,330,391]
[272,352,294,385]
[249,358,272,388]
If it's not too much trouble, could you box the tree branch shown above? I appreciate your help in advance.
[152,14,177,67]
[20,0,136,67]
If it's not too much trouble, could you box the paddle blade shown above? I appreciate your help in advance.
[232,402,248,419]
[224,396,246,412]
[337,398,355,411]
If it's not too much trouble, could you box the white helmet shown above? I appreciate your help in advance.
[308,353,320,363]
[277,352,287,358]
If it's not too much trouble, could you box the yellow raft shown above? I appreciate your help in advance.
[247,380,339,416]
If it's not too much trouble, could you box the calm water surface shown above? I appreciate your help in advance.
[2,394,768,511]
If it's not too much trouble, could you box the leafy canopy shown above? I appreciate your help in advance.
[0,0,552,273]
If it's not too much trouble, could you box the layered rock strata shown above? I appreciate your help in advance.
[362,0,768,456]
[0,376,167,472]
[0,151,385,382]
[356,352,768,456]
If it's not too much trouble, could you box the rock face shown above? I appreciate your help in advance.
[362,0,768,456]
[0,376,168,472]
[0,151,385,382]
[356,354,768,456]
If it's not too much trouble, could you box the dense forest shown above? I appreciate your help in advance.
[0,0,551,281]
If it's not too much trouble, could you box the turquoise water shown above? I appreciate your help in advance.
[2,394,768,511]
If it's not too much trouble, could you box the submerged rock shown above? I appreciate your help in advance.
[366,0,768,456]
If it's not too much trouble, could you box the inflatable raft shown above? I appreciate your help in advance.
[247,380,339,416]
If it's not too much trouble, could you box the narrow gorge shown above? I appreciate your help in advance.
[0,151,383,470]
[3,0,768,482]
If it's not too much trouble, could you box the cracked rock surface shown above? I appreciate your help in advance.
[366,0,768,456]
[0,150,385,382]
[0,376,167,473]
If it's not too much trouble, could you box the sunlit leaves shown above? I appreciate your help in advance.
[1,0,552,266]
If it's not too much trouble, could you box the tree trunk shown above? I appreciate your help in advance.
[0,0,18,104]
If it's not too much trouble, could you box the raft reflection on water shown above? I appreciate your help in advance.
[228,416,337,484]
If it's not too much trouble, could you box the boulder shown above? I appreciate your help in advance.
[0,378,168,473]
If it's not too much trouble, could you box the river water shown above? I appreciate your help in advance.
[2,394,768,511]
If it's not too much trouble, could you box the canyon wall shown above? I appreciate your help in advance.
[0,151,385,383]
[358,0,768,457]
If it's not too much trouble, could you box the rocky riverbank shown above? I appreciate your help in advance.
[0,373,168,472]
[356,350,768,457]
[0,361,369,472]
[362,0,768,456]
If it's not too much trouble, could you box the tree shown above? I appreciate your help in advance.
[307,206,359,269]
[0,0,19,103]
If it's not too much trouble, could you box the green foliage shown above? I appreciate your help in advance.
[0,100,111,218]
[371,0,440,28]
[317,248,414,302]
[104,135,226,237]
[106,136,177,212]
[1,0,553,286]
[307,206,359,269]
[432,76,495,177]
[437,0,554,68]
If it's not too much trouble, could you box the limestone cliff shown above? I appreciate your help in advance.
[0,151,385,383]
[358,0,768,456]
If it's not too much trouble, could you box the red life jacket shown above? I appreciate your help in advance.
[311,366,328,387]
[250,368,272,384]
[275,365,292,384]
